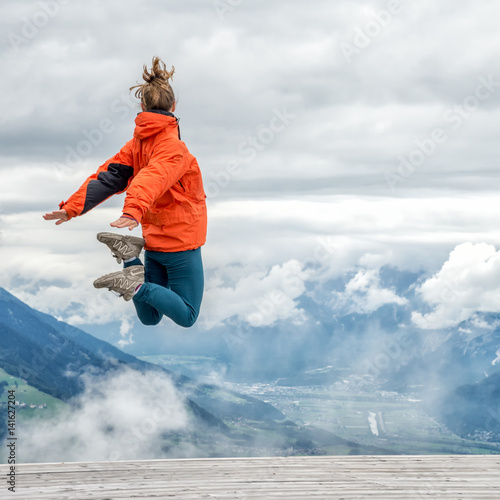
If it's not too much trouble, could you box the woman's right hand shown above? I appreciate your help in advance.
[43,209,69,225]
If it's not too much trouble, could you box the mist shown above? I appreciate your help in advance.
[18,367,196,463]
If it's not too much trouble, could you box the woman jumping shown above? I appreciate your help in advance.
[43,57,207,328]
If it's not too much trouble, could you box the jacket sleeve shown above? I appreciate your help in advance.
[59,140,135,219]
[121,137,188,223]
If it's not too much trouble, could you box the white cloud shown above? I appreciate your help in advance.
[2,0,500,346]
[4,195,500,337]
[117,318,135,348]
[412,242,500,329]
[202,259,310,328]
[493,349,500,367]
[20,367,193,463]
[332,268,407,315]
[2,1,500,195]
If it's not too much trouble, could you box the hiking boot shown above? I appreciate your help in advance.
[93,265,145,301]
[97,232,145,264]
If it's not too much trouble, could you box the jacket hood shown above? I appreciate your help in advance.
[134,110,179,140]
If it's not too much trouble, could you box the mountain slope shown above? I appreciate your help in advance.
[0,287,396,458]
[0,287,283,423]
[387,327,500,392]
[431,372,500,442]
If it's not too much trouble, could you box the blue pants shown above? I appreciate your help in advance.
[125,247,204,328]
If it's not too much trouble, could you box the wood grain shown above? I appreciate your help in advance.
[1,455,499,499]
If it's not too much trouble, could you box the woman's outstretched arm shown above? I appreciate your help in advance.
[47,140,135,222]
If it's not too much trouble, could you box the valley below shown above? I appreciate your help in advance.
[2,356,499,462]
[138,355,500,456]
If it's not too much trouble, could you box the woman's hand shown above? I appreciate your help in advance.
[110,217,138,231]
[43,209,69,225]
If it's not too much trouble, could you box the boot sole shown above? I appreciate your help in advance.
[93,266,144,302]
[97,232,145,247]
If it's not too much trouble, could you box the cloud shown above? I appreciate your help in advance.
[202,259,310,328]
[117,318,134,348]
[19,367,193,463]
[4,194,500,340]
[2,0,500,195]
[2,0,500,351]
[412,242,500,329]
[493,349,500,367]
[332,268,407,315]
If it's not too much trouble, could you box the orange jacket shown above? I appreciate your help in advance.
[60,111,207,252]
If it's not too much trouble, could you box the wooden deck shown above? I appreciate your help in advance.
[2,455,499,499]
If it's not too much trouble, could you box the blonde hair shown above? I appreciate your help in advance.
[130,56,175,112]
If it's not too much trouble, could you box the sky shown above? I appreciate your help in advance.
[1,0,500,350]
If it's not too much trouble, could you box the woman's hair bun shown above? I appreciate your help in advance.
[130,56,176,112]
[142,56,175,84]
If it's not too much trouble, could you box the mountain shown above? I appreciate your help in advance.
[68,264,497,395]
[0,287,396,458]
[386,326,500,392]
[429,372,500,442]
[0,287,282,423]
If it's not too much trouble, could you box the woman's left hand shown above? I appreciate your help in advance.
[110,217,139,230]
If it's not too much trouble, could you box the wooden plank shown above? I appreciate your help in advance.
[1,455,499,499]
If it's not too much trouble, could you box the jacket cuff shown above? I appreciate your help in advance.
[122,214,138,223]
[122,207,143,223]
[59,201,77,220]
